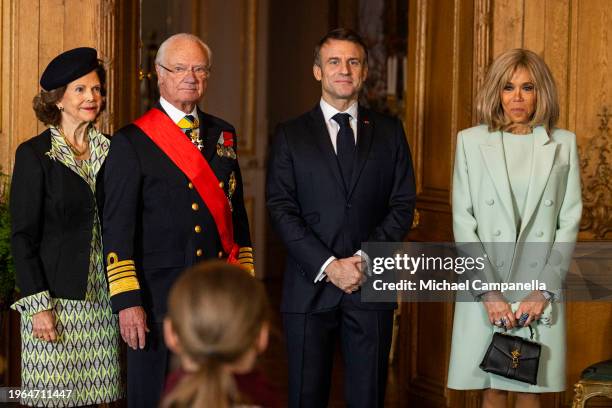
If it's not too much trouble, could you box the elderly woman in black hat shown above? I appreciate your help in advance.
[10,47,122,407]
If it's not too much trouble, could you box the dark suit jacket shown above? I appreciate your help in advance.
[102,106,251,322]
[266,105,416,313]
[10,129,106,300]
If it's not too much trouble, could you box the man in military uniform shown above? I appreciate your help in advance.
[102,33,253,408]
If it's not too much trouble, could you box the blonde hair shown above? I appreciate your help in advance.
[476,48,559,133]
[161,262,269,408]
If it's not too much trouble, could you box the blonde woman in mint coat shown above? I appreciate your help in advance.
[447,49,582,408]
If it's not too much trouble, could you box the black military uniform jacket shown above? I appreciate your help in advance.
[102,105,252,321]
[10,129,106,299]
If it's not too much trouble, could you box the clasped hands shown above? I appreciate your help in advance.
[118,306,150,350]
[482,290,549,329]
[324,255,367,294]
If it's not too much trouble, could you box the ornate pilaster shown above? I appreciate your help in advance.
[579,107,612,239]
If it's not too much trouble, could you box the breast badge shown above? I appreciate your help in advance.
[216,131,237,159]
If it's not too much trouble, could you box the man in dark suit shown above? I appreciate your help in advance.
[102,33,253,407]
[266,28,416,407]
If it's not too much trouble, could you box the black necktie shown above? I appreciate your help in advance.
[332,113,355,188]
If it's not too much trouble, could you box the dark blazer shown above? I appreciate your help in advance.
[102,106,251,322]
[266,105,416,313]
[10,129,106,300]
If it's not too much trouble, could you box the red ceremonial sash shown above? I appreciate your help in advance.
[134,108,239,262]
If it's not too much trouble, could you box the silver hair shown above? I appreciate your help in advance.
[155,33,213,68]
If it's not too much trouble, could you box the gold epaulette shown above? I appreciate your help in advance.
[106,252,140,296]
[237,246,255,277]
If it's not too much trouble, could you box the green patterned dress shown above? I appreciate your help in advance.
[11,127,123,407]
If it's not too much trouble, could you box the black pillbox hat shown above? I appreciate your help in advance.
[40,47,99,91]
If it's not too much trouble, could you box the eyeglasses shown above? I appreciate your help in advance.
[157,63,211,78]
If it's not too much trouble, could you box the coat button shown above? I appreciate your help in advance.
[218,251,224,258]
[544,199,553,206]
[196,249,203,257]
[486,199,495,206]
[188,182,194,189]
[191,203,199,211]
[535,231,544,237]
[493,230,501,236]
[530,261,539,268]
[194,225,202,233]
[496,261,504,268]
[219,181,224,188]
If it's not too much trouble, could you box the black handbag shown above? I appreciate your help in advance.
[479,325,541,385]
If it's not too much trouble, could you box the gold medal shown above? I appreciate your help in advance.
[229,171,237,198]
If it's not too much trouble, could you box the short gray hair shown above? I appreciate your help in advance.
[155,33,213,68]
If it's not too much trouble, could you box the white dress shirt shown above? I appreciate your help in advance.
[159,97,198,125]
[320,98,358,152]
[314,99,363,283]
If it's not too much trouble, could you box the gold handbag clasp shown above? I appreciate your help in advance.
[511,349,521,368]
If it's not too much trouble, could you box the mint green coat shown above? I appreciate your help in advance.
[447,125,582,392]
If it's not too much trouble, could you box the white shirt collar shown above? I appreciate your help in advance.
[159,97,198,124]
[319,98,358,123]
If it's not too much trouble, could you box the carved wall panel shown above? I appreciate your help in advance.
[579,108,611,239]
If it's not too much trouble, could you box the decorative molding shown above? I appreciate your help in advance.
[571,380,612,407]
[97,0,116,135]
[573,382,585,405]
[579,106,612,239]
[567,0,579,134]
[406,0,427,195]
[0,0,3,134]
[0,0,16,172]
[239,0,257,155]
[450,0,461,142]
[472,0,491,125]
